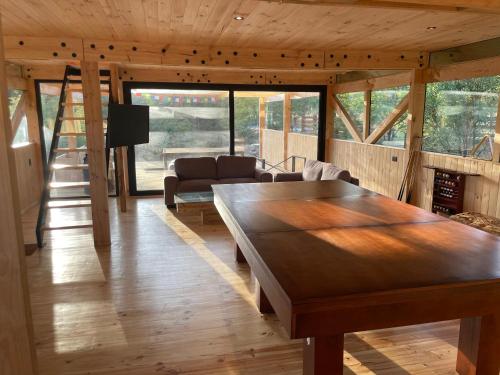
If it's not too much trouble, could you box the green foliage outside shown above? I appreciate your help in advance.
[8,89,23,118]
[266,100,283,130]
[423,76,500,158]
[291,96,319,135]
[333,92,364,140]
[371,85,409,148]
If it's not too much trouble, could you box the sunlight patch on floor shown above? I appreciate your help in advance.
[53,300,128,353]
[151,204,257,309]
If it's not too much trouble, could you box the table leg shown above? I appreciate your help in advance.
[256,285,274,314]
[303,336,344,375]
[456,314,500,375]
[234,242,247,263]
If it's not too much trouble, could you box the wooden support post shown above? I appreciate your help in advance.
[110,65,127,212]
[325,84,335,161]
[259,96,265,159]
[456,315,500,375]
[81,61,111,248]
[363,90,371,140]
[0,16,38,375]
[283,93,292,170]
[25,78,43,196]
[403,69,426,202]
[493,97,500,163]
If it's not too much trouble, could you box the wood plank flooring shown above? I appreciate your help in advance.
[25,197,461,374]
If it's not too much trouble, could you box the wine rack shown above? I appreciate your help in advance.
[430,168,466,216]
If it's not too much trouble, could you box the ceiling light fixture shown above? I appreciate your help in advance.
[234,15,245,20]
[426,26,437,30]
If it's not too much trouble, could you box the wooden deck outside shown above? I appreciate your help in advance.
[24,197,461,375]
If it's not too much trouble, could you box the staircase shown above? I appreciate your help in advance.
[35,66,111,248]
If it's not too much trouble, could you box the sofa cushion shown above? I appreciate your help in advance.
[219,178,257,185]
[177,179,219,193]
[302,159,325,181]
[321,164,351,182]
[217,155,256,179]
[175,157,217,180]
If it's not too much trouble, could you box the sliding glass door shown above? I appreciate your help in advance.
[124,83,326,195]
[128,88,230,192]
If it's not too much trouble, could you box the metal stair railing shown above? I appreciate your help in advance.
[256,155,307,173]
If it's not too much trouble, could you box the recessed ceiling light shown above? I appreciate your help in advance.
[234,15,244,20]
[426,26,437,30]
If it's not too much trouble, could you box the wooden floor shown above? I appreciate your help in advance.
[25,197,461,375]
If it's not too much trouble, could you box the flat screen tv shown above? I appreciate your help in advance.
[107,103,149,148]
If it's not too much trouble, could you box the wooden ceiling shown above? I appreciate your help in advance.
[2,0,500,52]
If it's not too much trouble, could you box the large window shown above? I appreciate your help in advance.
[130,89,230,191]
[371,85,409,148]
[333,91,364,140]
[423,76,500,158]
[125,84,325,194]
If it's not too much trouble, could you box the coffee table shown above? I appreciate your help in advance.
[213,180,500,375]
[174,191,221,224]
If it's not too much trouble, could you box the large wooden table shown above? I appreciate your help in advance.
[213,180,500,375]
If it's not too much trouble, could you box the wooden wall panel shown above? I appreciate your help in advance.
[287,133,318,171]
[330,142,500,218]
[414,152,500,218]
[262,129,284,169]
[13,143,42,213]
[0,16,37,374]
[329,139,406,199]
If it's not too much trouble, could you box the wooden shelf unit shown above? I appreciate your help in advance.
[424,167,479,216]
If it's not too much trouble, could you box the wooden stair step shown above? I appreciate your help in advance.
[49,181,89,189]
[57,132,87,136]
[59,116,86,121]
[62,102,108,107]
[42,220,93,231]
[51,163,88,170]
[55,147,87,152]
[46,199,91,208]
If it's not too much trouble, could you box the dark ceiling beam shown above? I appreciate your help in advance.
[430,37,500,66]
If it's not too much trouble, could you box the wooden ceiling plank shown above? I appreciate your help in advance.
[258,0,500,14]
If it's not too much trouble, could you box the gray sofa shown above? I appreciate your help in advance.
[164,155,272,206]
[274,159,359,185]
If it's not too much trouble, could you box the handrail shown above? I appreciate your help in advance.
[256,155,306,173]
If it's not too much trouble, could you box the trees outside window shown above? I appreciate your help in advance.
[423,76,500,159]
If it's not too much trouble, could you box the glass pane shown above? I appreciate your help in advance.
[131,89,230,191]
[8,89,23,119]
[371,85,410,148]
[265,94,284,130]
[333,113,354,140]
[234,95,260,158]
[39,83,62,160]
[12,115,29,146]
[333,92,364,139]
[291,93,319,135]
[423,76,500,158]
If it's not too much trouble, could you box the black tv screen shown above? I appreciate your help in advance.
[107,103,149,147]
